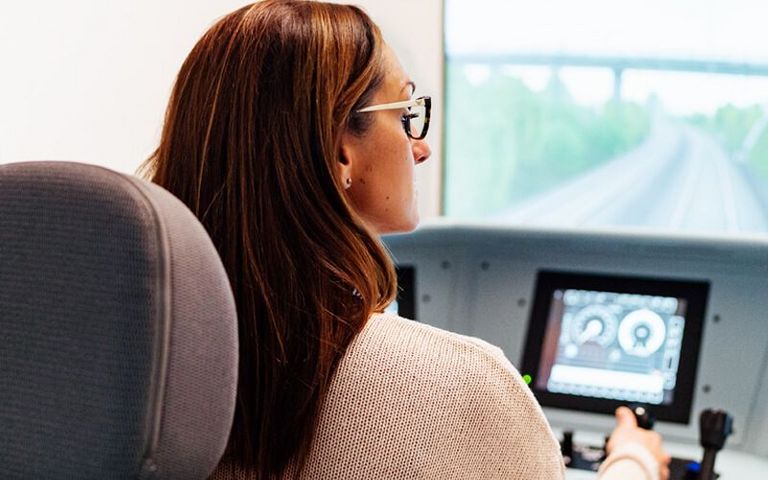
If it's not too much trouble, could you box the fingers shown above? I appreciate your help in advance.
[614,406,638,428]
[610,407,671,480]
[660,465,670,480]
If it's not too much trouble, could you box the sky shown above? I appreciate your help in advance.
[446,0,768,115]
[446,0,768,62]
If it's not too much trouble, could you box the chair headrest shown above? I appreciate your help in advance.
[0,161,238,479]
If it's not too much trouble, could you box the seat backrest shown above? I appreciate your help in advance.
[0,161,238,479]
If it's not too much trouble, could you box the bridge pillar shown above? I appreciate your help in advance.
[613,67,624,102]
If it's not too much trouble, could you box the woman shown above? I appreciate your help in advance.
[143,1,670,478]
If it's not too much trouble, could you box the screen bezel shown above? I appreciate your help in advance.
[520,270,709,424]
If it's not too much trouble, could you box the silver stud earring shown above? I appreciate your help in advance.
[345,177,352,189]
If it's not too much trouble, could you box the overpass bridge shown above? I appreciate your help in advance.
[449,53,768,100]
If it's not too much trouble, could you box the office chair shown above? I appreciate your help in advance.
[0,161,238,479]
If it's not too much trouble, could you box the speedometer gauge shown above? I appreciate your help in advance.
[570,305,618,347]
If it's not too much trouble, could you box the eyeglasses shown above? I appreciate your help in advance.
[356,96,431,140]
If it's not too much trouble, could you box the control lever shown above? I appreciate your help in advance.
[560,430,573,463]
[630,404,655,430]
[603,404,654,451]
[561,429,604,471]
[698,409,733,480]
[601,405,654,463]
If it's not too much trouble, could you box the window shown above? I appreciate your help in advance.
[444,0,768,234]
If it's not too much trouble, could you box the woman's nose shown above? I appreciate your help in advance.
[412,139,431,165]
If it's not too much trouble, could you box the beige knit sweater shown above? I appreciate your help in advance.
[211,313,657,479]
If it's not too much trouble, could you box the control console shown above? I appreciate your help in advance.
[561,406,733,480]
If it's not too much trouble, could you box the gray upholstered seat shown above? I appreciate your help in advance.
[0,161,238,479]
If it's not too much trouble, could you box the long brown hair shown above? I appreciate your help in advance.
[141,1,396,476]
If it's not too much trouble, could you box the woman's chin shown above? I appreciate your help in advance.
[376,215,419,236]
[397,214,420,233]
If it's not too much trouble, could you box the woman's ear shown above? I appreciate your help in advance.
[338,132,358,190]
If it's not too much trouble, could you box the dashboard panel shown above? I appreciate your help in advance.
[384,222,768,477]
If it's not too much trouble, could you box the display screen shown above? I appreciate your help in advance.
[522,271,709,423]
[385,265,416,320]
[539,288,686,405]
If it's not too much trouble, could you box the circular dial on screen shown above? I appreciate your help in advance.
[618,309,667,357]
[570,305,618,347]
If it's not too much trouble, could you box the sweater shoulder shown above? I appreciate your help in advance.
[344,312,539,413]
[350,312,516,377]
[305,313,565,479]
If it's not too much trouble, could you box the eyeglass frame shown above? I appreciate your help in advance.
[356,96,431,140]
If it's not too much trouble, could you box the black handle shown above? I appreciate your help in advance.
[560,430,574,461]
[698,409,733,480]
[631,404,655,430]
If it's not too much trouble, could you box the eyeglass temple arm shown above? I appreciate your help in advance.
[357,97,426,113]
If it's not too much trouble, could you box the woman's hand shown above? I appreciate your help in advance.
[607,406,672,480]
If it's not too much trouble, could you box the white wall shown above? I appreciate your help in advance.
[0,0,443,217]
